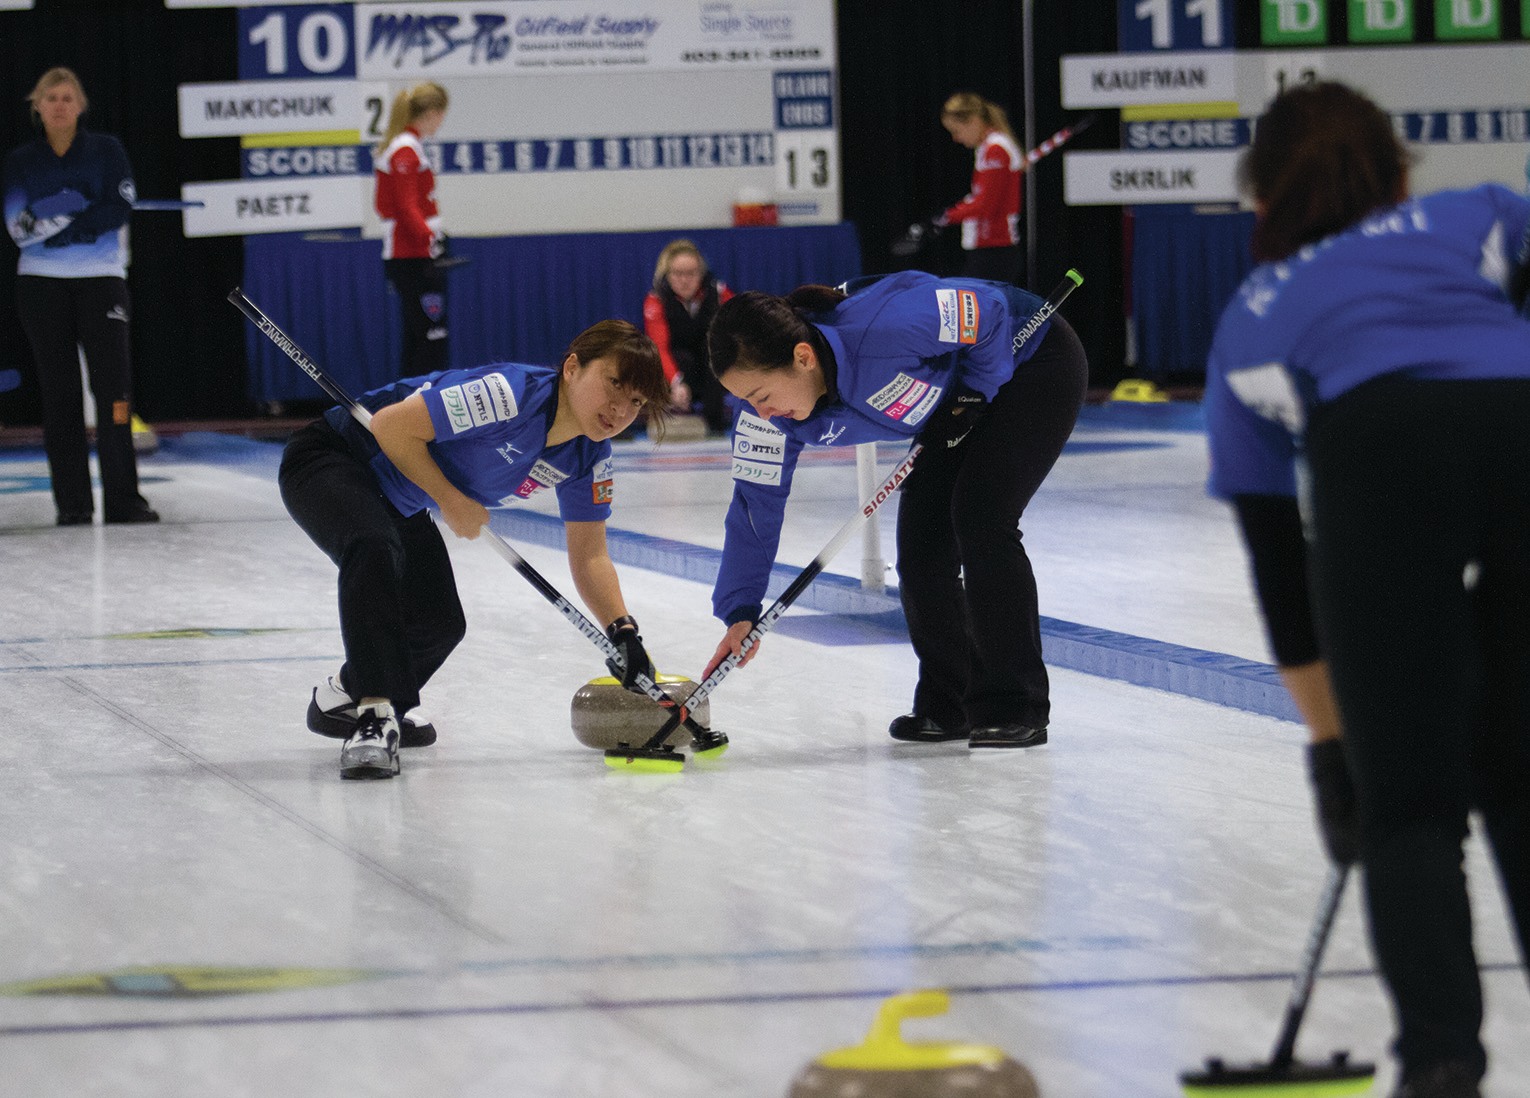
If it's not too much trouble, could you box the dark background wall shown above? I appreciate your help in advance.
[0,0,1122,426]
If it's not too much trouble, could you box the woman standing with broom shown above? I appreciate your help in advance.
[1204,81,1530,1098]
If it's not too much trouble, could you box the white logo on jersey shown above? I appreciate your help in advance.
[1480,219,1509,289]
[734,412,786,463]
[482,372,518,420]
[904,384,944,427]
[440,374,518,434]
[528,459,568,486]
[732,458,783,486]
[934,289,961,343]
[866,374,934,421]
[1225,363,1305,433]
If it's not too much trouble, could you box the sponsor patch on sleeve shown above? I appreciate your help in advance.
[958,290,979,344]
[514,459,568,499]
[440,385,474,434]
[439,373,518,434]
[866,373,940,422]
[935,288,961,343]
[592,478,614,505]
[733,412,787,465]
[903,383,945,427]
[731,458,783,486]
[482,372,519,420]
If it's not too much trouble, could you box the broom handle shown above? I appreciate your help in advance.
[1270,864,1350,1069]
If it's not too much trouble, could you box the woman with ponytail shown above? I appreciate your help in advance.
[374,82,450,375]
[702,272,1086,750]
[935,92,1024,283]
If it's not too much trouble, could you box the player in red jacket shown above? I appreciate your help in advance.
[641,239,735,433]
[374,82,449,374]
[937,92,1023,284]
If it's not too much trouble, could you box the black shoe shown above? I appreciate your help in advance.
[1390,1062,1482,1098]
[888,714,968,742]
[57,511,92,526]
[308,677,437,747]
[969,723,1048,749]
[105,505,159,524]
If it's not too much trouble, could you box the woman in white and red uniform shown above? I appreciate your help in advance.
[938,92,1022,284]
[374,82,449,375]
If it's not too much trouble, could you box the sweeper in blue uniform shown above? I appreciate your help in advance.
[703,271,1087,750]
[280,319,670,780]
[1203,81,1530,1098]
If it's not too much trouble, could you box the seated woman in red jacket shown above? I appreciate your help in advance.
[642,239,734,434]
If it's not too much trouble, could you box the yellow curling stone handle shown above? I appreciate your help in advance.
[815,990,1008,1071]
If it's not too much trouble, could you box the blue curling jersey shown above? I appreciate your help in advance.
[324,362,616,523]
[713,270,1053,623]
[1206,183,1530,501]
[3,130,135,278]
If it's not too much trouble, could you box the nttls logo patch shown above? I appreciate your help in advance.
[958,290,979,344]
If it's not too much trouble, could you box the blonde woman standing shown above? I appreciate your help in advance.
[2,67,157,525]
[937,92,1023,284]
[374,82,450,375]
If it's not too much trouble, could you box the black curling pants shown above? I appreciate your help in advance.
[896,316,1087,730]
[383,257,448,376]
[279,422,466,713]
[16,275,146,519]
[960,244,1022,285]
[1305,375,1530,1085]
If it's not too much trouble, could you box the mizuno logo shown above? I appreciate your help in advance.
[818,423,845,445]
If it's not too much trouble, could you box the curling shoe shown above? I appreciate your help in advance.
[104,503,160,524]
[308,676,437,747]
[968,723,1048,750]
[888,714,968,742]
[340,704,400,780]
[1390,1062,1482,1098]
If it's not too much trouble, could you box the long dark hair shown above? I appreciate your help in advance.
[707,285,845,377]
[1242,81,1410,262]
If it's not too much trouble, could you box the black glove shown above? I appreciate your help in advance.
[1511,249,1530,312]
[605,615,656,693]
[44,223,95,248]
[430,231,450,259]
[917,386,988,451]
[1306,738,1360,866]
[890,219,944,257]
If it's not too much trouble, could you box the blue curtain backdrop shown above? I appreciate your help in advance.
[243,223,862,403]
[1130,205,1256,379]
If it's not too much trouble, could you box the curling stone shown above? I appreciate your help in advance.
[788,990,1039,1098]
[570,674,709,750]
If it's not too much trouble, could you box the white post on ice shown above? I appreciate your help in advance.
[854,441,886,592]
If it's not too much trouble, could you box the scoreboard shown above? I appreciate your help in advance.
[169,0,840,238]
[1060,0,1530,205]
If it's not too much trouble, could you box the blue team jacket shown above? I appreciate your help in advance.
[1205,184,1530,501]
[713,270,1051,624]
[325,363,615,523]
[3,130,135,279]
